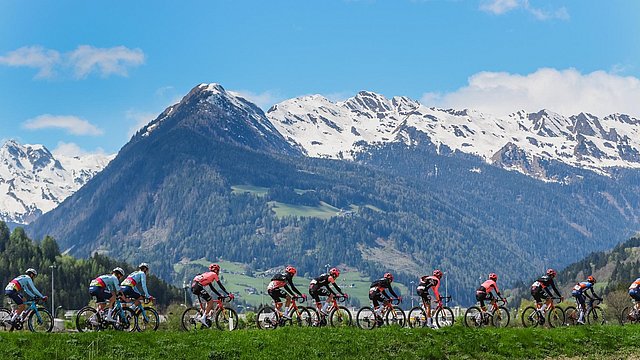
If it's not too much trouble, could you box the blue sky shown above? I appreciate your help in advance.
[1,0,639,156]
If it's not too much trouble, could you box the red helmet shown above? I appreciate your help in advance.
[209,264,220,273]
[329,267,340,278]
[489,273,498,281]
[285,265,297,275]
[384,272,394,282]
[587,275,596,283]
[433,269,443,279]
[546,268,557,278]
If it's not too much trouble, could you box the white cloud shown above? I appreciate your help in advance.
[0,45,144,79]
[51,141,106,157]
[23,115,104,136]
[480,0,569,20]
[421,68,640,118]
[230,90,283,110]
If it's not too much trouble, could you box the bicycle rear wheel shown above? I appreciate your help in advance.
[216,307,239,331]
[113,308,137,332]
[306,307,323,327]
[330,306,352,327]
[356,307,377,330]
[491,306,509,327]
[621,306,640,326]
[28,308,53,333]
[408,307,427,328]
[385,306,406,327]
[256,306,279,330]
[181,307,202,331]
[547,307,565,328]
[137,307,159,332]
[291,307,312,327]
[564,306,579,326]
[76,306,100,332]
[464,306,486,328]
[435,307,455,328]
[587,306,606,325]
[521,306,541,328]
[0,308,13,332]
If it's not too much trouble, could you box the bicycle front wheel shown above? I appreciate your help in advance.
[547,307,565,328]
[137,307,159,332]
[464,306,486,328]
[290,307,312,327]
[491,306,509,328]
[564,306,578,326]
[256,306,279,330]
[521,306,541,328]
[435,307,455,328]
[587,306,606,325]
[216,307,239,331]
[356,307,377,330]
[385,306,406,327]
[28,307,53,333]
[114,308,137,332]
[0,308,13,332]
[330,306,352,327]
[408,307,427,328]
[76,306,100,332]
[621,306,640,326]
[306,306,322,327]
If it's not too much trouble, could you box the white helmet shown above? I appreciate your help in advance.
[113,267,125,276]
[26,268,38,277]
[139,262,149,270]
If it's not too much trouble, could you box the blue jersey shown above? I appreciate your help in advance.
[5,274,45,298]
[121,270,150,297]
[572,281,593,294]
[90,274,120,293]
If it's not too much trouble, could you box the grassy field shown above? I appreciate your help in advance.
[2,325,639,360]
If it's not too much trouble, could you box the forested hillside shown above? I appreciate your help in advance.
[0,221,182,310]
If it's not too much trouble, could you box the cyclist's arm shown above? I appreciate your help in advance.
[140,274,151,298]
[493,284,502,298]
[286,278,303,297]
[215,280,230,295]
[588,287,599,300]
[207,283,222,297]
[387,287,399,299]
[331,283,343,295]
[550,281,562,298]
[25,277,45,298]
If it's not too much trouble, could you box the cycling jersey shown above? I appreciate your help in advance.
[309,273,343,302]
[4,275,45,299]
[531,275,561,298]
[267,272,302,297]
[629,278,640,291]
[121,270,150,298]
[192,271,229,297]
[417,275,440,301]
[369,278,398,299]
[572,281,595,295]
[90,274,120,293]
[478,280,501,296]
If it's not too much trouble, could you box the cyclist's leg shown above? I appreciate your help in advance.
[574,293,586,322]
[319,288,332,314]
[475,290,487,311]
[5,290,25,321]
[309,286,323,313]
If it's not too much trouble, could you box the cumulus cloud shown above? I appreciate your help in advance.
[23,115,104,136]
[421,68,640,118]
[230,90,284,110]
[52,141,107,157]
[480,0,569,20]
[0,45,144,79]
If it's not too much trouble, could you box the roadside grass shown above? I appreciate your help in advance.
[1,325,639,360]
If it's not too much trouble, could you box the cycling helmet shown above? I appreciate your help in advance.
[433,269,443,279]
[489,273,498,281]
[384,272,394,282]
[329,267,340,278]
[285,265,297,275]
[587,275,596,283]
[26,268,38,277]
[139,262,149,271]
[112,267,125,277]
[546,268,557,278]
[209,264,220,273]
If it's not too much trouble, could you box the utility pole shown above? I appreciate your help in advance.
[182,279,188,306]
[49,264,56,317]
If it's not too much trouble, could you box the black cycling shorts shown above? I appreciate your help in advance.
[531,287,549,303]
[309,285,331,303]
[417,287,432,302]
[369,290,386,308]
[191,282,212,302]
[268,288,288,303]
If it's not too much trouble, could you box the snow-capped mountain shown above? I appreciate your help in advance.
[267,91,640,178]
[0,140,113,224]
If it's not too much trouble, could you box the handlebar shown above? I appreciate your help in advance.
[440,296,452,303]
[293,295,306,304]
[386,298,401,305]
[335,295,348,303]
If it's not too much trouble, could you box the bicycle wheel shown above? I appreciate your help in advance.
[215,307,239,331]
[435,307,455,328]
[288,307,311,327]
[0,308,12,332]
[464,306,486,328]
[564,306,579,326]
[356,307,378,330]
[113,308,137,332]
[408,307,427,328]
[28,308,53,333]
[521,306,541,328]
[256,306,279,330]
[137,307,159,332]
[76,306,100,332]
[385,306,406,327]
[181,307,202,331]
[621,306,640,325]
[491,306,510,328]
[330,306,352,327]
[587,306,606,325]
[306,306,323,327]
[547,307,565,328]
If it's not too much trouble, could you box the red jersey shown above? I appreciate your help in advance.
[193,272,219,287]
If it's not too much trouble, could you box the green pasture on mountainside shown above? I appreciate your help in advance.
[2,325,639,359]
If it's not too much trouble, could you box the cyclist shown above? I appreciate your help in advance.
[309,267,345,316]
[191,263,234,326]
[89,267,125,322]
[571,275,602,324]
[476,273,505,315]
[530,268,563,323]
[417,269,443,328]
[120,263,154,309]
[369,272,399,325]
[4,268,47,325]
[267,266,304,319]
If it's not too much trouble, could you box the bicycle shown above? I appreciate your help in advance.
[464,296,510,328]
[0,298,53,332]
[408,296,455,328]
[307,294,352,327]
[356,298,405,330]
[76,298,137,332]
[521,297,564,328]
[565,298,606,326]
[256,295,312,330]
[181,295,238,331]
[121,296,160,332]
[620,300,640,325]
